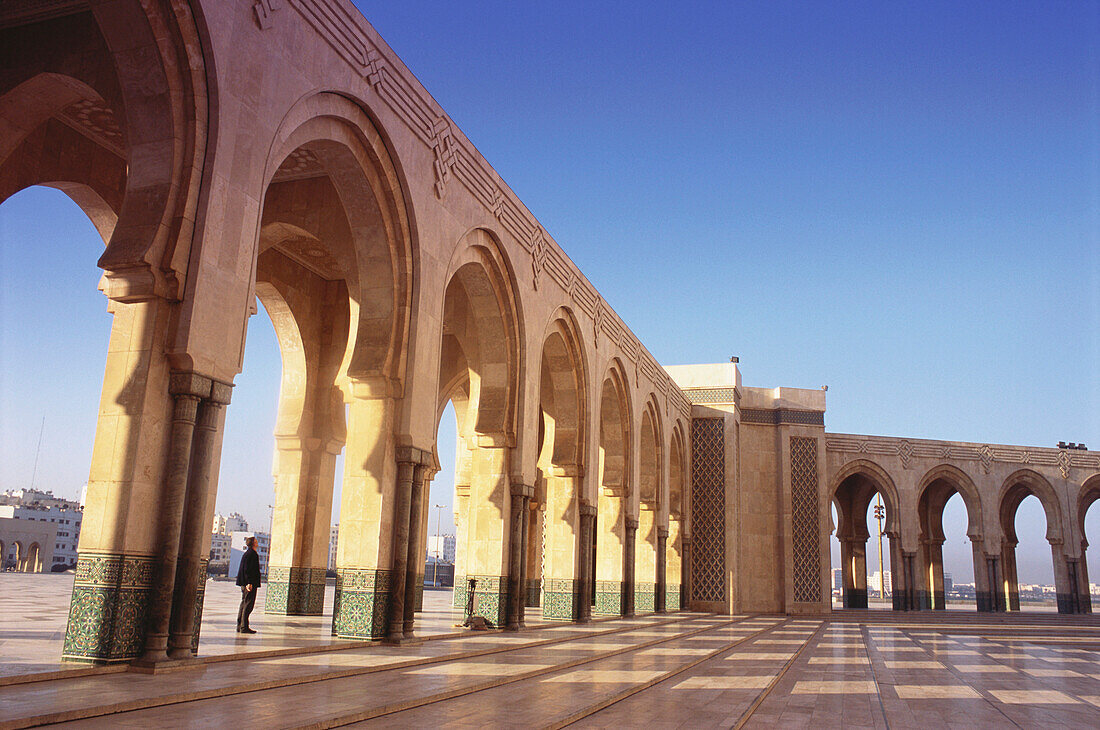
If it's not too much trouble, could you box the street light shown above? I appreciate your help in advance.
[873,496,886,600]
[432,504,445,586]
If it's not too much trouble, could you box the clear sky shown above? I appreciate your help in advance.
[1,1,1097,587]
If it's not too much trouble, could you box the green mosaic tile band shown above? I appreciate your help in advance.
[634,581,657,613]
[525,578,541,608]
[332,568,391,639]
[543,578,580,619]
[595,579,624,616]
[465,575,507,626]
[453,574,467,609]
[62,552,156,663]
[666,583,682,611]
[265,566,327,616]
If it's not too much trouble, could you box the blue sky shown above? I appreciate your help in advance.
[1,1,1097,586]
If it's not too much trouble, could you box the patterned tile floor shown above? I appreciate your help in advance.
[2,573,1100,728]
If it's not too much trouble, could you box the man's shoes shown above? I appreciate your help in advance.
[240,628,257,634]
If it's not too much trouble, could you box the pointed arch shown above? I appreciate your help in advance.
[598,359,634,496]
[638,395,663,508]
[440,228,524,438]
[539,307,588,470]
[998,469,1064,544]
[916,464,984,540]
[668,420,687,519]
[830,458,901,536]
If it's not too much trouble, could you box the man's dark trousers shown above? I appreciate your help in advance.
[237,586,257,631]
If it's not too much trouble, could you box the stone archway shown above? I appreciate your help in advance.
[830,459,905,609]
[997,469,1068,612]
[1077,474,1100,614]
[537,309,588,621]
[666,422,688,611]
[915,464,984,610]
[595,360,633,616]
[634,397,663,614]
[438,229,525,630]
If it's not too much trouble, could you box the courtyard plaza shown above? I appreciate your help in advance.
[2,575,1100,728]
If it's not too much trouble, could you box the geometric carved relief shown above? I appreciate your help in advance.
[690,418,726,603]
[790,437,821,603]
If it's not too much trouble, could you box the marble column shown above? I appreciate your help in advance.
[168,383,230,657]
[973,541,994,612]
[577,502,596,623]
[624,516,638,617]
[506,481,533,631]
[386,449,418,643]
[402,459,428,638]
[656,526,668,613]
[139,372,207,664]
[1000,541,1020,611]
[681,535,692,609]
[840,537,868,609]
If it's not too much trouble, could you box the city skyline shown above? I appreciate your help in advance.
[1,1,1097,587]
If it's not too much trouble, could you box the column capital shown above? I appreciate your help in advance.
[395,445,432,466]
[626,517,639,531]
[657,527,669,539]
[169,370,213,398]
[510,481,535,499]
[681,535,692,546]
[579,502,597,518]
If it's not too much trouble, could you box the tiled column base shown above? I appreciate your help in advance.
[634,582,657,613]
[525,578,541,608]
[191,558,209,653]
[666,583,681,611]
[62,552,156,663]
[331,568,391,639]
[465,575,507,627]
[595,580,625,616]
[543,578,580,619]
[266,566,327,615]
[453,575,467,610]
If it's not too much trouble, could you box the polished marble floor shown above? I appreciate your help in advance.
[2,573,1100,728]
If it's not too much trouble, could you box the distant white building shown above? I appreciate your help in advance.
[426,535,456,563]
[831,568,843,591]
[869,570,893,596]
[209,533,232,563]
[212,512,248,535]
[228,531,270,578]
[328,524,339,571]
[0,489,82,568]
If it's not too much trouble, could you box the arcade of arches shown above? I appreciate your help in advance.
[1,1,1097,666]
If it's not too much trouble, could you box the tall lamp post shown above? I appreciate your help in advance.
[432,504,445,586]
[873,495,886,600]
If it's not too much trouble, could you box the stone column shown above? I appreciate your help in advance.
[577,502,596,622]
[633,509,657,613]
[595,490,626,615]
[681,535,692,609]
[624,516,638,617]
[666,520,683,611]
[841,538,868,609]
[542,472,581,620]
[331,389,398,640]
[402,459,428,638]
[452,488,470,609]
[985,554,1007,612]
[1077,543,1093,614]
[168,382,231,657]
[1052,545,1084,614]
[139,372,207,664]
[506,481,533,631]
[656,526,668,613]
[413,467,437,612]
[972,541,994,612]
[1001,541,1020,611]
[266,434,341,617]
[462,444,512,626]
[386,448,418,643]
[525,499,543,609]
[918,538,945,610]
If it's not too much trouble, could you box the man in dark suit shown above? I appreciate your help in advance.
[236,535,262,634]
